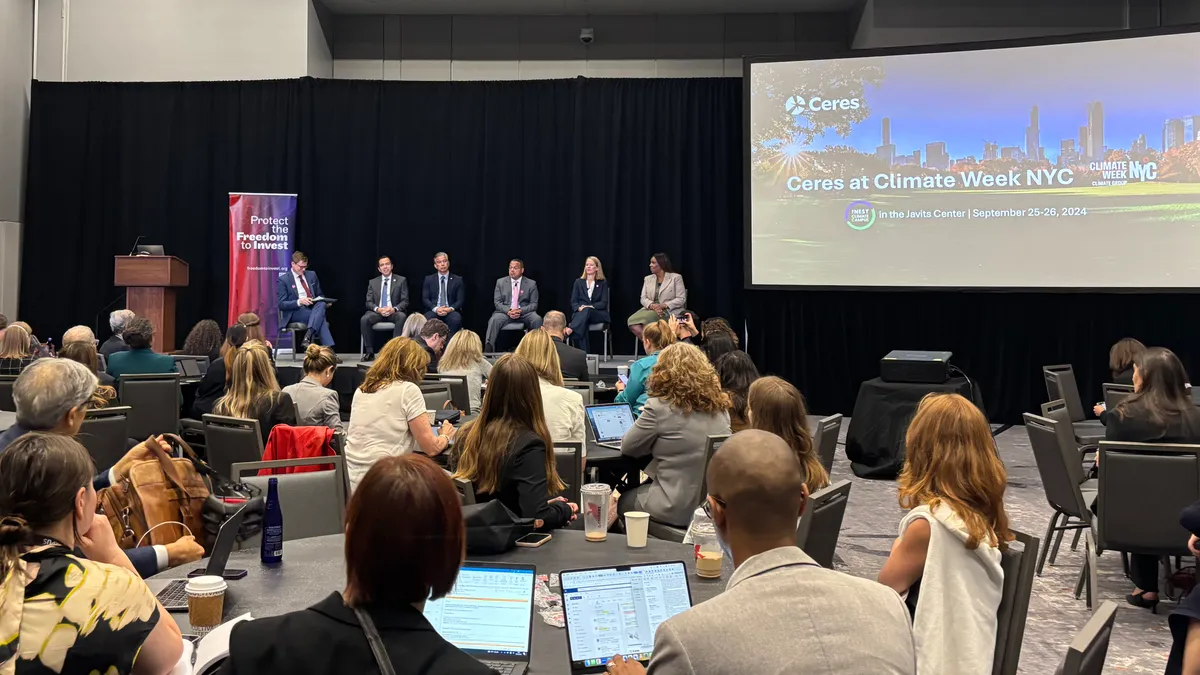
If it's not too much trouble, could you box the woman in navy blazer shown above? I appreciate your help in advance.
[564,256,610,353]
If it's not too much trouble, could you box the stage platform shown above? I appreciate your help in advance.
[276,351,640,381]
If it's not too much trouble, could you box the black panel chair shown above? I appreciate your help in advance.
[424,374,470,412]
[232,456,346,544]
[418,382,453,411]
[562,380,595,406]
[1056,601,1118,675]
[78,406,133,473]
[1023,413,1095,577]
[993,530,1040,675]
[361,322,396,358]
[202,414,265,480]
[794,479,851,569]
[119,373,181,438]
[1044,365,1104,444]
[277,308,307,362]
[1101,383,1134,412]
[0,375,16,412]
[554,441,584,513]
[812,413,843,473]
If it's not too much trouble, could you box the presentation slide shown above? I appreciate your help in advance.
[747,31,1200,288]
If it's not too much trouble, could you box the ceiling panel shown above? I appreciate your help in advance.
[322,0,856,15]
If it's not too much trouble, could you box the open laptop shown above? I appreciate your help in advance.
[151,501,255,611]
[585,403,636,450]
[423,562,536,675]
[561,561,694,673]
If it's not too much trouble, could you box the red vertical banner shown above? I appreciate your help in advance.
[228,193,296,340]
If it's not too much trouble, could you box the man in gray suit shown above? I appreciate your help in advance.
[608,430,916,675]
[485,258,542,351]
[359,255,408,361]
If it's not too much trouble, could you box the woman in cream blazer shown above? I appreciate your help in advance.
[627,252,687,338]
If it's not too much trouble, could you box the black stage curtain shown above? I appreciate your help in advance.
[23,77,1200,422]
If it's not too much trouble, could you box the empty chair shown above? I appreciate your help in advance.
[1056,601,1117,675]
[812,413,843,473]
[232,456,346,543]
[77,406,132,473]
[647,434,730,543]
[562,380,595,406]
[119,373,181,438]
[1023,413,1095,577]
[418,381,453,411]
[1044,365,1104,444]
[0,375,15,412]
[1042,399,1097,466]
[202,414,265,480]
[423,374,470,412]
[554,442,584,509]
[794,479,851,568]
[992,530,1040,675]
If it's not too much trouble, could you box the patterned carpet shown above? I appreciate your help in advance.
[827,422,1175,674]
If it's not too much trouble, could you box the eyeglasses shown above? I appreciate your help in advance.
[701,494,726,520]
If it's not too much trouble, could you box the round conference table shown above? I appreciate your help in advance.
[152,530,732,674]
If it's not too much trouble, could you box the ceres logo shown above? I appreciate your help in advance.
[785,95,861,113]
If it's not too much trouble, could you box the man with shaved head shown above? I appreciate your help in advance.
[608,430,916,675]
[543,310,588,381]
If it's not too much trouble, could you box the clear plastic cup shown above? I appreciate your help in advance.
[581,483,612,542]
[185,575,228,632]
[692,522,724,579]
[624,511,650,548]
[425,409,437,426]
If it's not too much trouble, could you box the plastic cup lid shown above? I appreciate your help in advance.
[624,511,650,519]
[581,483,611,493]
[185,575,228,594]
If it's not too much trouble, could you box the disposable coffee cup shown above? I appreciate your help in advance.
[624,511,650,548]
[425,409,437,426]
[186,575,228,632]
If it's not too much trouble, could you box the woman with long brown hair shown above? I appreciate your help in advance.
[1109,337,1146,384]
[878,393,1011,675]
[715,351,760,433]
[192,323,248,417]
[747,376,829,491]
[453,354,577,531]
[215,341,297,445]
[236,312,272,349]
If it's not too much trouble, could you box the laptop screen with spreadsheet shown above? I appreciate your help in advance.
[422,563,536,660]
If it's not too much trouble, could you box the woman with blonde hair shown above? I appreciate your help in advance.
[236,312,272,349]
[345,337,454,493]
[614,320,676,416]
[401,313,427,340]
[514,330,586,452]
[619,342,731,527]
[747,376,829,491]
[878,393,1011,675]
[0,323,35,376]
[215,341,297,445]
[437,329,492,413]
[564,256,610,353]
[453,354,577,531]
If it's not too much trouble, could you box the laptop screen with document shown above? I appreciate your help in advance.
[422,562,536,660]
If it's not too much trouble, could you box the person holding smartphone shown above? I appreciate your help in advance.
[615,321,676,417]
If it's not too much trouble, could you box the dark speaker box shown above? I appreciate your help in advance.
[880,350,952,384]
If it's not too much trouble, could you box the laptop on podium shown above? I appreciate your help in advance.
[422,562,537,675]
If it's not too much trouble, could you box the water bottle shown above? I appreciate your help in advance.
[261,477,283,564]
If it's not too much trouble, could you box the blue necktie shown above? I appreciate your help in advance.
[439,276,447,308]
[382,278,391,309]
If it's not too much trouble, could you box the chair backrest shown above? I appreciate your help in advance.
[1101,383,1134,411]
[454,476,476,505]
[202,414,265,479]
[586,355,599,376]
[232,456,346,543]
[697,434,731,505]
[1058,601,1117,675]
[1043,365,1085,422]
[1096,441,1200,554]
[97,354,107,372]
[812,413,843,473]
[424,374,470,412]
[992,529,1039,675]
[1022,413,1091,518]
[562,381,595,406]
[1040,399,1081,452]
[173,355,209,378]
[119,373,181,438]
[78,406,132,473]
[794,479,851,568]
[418,382,453,411]
[553,442,584,507]
[0,375,16,413]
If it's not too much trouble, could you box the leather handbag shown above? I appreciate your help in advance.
[99,434,210,550]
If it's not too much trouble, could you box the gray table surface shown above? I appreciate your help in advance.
[0,411,14,431]
[149,530,732,674]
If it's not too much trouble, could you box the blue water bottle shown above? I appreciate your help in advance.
[261,477,284,564]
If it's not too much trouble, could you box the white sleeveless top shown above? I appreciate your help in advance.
[900,503,1003,675]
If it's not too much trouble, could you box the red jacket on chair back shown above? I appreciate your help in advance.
[261,425,335,475]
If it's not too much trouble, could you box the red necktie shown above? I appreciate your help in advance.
[299,275,312,297]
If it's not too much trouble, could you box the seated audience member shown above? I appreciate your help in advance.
[453,355,578,531]
[1093,337,1148,419]
[105,317,176,381]
[221,455,496,675]
[62,324,96,346]
[671,311,701,345]
[236,311,272,349]
[714,351,759,433]
[614,320,676,417]
[627,253,687,339]
[0,312,7,334]
[101,309,136,357]
[214,342,298,446]
[0,359,204,577]
[401,312,427,339]
[282,344,344,434]
[1104,346,1200,611]
[514,329,586,451]
[60,340,117,403]
[360,254,408,362]
[345,338,454,493]
[180,318,224,362]
[542,311,589,381]
[436,330,492,414]
[11,321,51,358]
[564,256,610,353]
[606,430,916,675]
[700,317,739,347]
[619,343,732,527]
[0,324,37,375]
[419,319,450,374]
[193,324,248,418]
[0,433,185,675]
[747,376,830,492]
[485,259,543,351]
[1165,500,1200,674]
[699,332,737,365]
[878,393,1011,675]
[422,251,466,336]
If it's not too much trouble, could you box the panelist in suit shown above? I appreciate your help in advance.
[627,252,687,339]
[563,256,611,354]
[360,255,408,361]
[422,252,465,336]
[485,259,543,351]
[276,251,334,349]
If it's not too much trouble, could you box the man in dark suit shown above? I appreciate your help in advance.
[100,309,136,358]
[543,311,589,381]
[485,259,543,351]
[422,252,465,336]
[360,255,408,361]
[276,251,335,349]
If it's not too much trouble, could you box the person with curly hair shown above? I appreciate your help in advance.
[180,319,224,362]
[618,342,732,527]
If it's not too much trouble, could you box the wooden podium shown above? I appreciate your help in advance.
[114,256,189,353]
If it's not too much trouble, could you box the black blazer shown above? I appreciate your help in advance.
[192,357,227,418]
[1105,403,1200,444]
[422,274,466,312]
[219,592,498,675]
[474,431,573,530]
[552,337,589,382]
[569,278,609,312]
[248,392,298,445]
[99,335,130,358]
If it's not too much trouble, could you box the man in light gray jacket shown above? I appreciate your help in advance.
[607,430,917,675]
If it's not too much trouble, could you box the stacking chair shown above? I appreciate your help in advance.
[1042,399,1098,468]
[277,308,308,362]
[1043,365,1104,444]
[647,434,730,543]
[992,530,1040,675]
[498,323,528,351]
[563,380,595,406]
[361,322,396,358]
[554,442,584,509]
[418,382,453,411]
[588,323,612,361]
[1023,413,1096,577]
[232,456,346,543]
[452,474,477,505]
[1101,383,1134,412]
[812,414,843,473]
[202,414,265,480]
[119,373,181,438]
[794,479,851,568]
[1057,601,1118,675]
[424,374,470,412]
[172,355,208,380]
[0,375,16,412]
[78,406,133,473]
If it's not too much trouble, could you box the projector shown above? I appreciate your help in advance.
[880,350,952,384]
